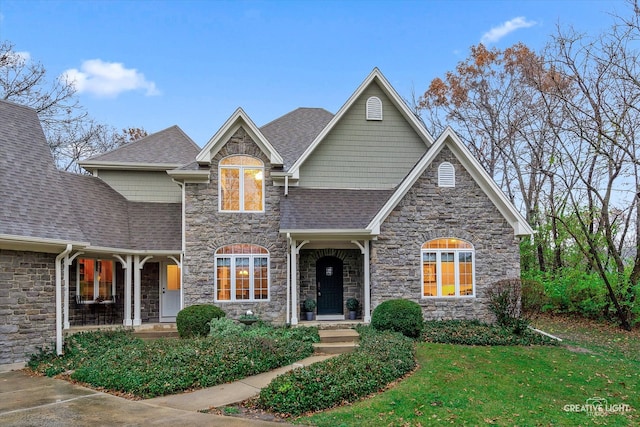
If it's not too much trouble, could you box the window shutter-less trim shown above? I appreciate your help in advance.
[438,162,455,187]
[366,96,383,120]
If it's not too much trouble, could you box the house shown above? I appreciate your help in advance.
[0,68,532,368]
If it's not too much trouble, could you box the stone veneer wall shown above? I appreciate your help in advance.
[183,128,288,323]
[0,249,56,365]
[299,249,363,318]
[140,262,159,323]
[371,145,521,322]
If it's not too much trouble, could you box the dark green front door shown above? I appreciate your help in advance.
[316,256,343,315]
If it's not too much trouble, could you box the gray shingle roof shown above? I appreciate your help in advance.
[260,108,333,170]
[83,125,200,166]
[0,100,86,242]
[128,202,181,251]
[280,188,394,230]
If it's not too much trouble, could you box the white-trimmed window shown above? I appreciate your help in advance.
[219,155,264,212]
[422,238,474,297]
[77,258,115,302]
[366,96,383,120]
[215,244,269,301]
[438,162,455,187]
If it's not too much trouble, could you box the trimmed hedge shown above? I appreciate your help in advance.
[371,299,424,338]
[422,320,558,346]
[258,326,416,416]
[176,304,225,338]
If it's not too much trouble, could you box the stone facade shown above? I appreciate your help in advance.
[183,128,289,323]
[0,249,56,365]
[371,146,521,321]
[299,248,363,318]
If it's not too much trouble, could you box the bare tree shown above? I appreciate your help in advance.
[0,41,145,172]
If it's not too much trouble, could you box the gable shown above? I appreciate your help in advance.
[368,128,533,237]
[298,82,428,189]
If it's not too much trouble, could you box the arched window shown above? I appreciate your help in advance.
[219,155,264,212]
[421,238,474,297]
[438,162,455,187]
[215,244,269,301]
[366,96,383,120]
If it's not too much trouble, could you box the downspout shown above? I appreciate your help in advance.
[56,244,72,355]
[286,233,291,325]
[284,175,289,196]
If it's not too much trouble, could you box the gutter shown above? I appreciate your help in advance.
[55,244,73,355]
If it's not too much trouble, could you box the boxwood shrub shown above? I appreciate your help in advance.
[176,304,225,338]
[257,326,416,416]
[371,298,424,338]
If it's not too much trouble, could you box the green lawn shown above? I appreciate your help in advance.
[300,319,639,426]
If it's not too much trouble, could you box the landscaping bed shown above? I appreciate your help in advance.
[28,325,318,399]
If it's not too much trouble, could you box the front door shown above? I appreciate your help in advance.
[160,263,181,321]
[316,256,343,315]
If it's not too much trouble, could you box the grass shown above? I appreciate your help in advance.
[299,317,639,426]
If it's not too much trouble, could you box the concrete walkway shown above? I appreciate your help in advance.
[0,355,334,426]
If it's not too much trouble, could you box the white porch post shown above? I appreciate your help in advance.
[133,256,142,326]
[290,239,298,325]
[114,255,132,326]
[352,239,372,323]
[363,240,371,323]
[63,251,83,330]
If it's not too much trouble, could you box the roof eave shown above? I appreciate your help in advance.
[280,228,377,241]
[78,161,185,171]
[166,169,210,183]
[0,234,89,253]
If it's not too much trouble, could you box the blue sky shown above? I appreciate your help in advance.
[0,0,627,146]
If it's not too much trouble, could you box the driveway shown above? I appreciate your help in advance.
[0,370,286,426]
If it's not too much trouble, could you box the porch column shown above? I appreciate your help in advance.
[63,251,83,329]
[363,240,371,323]
[290,239,298,325]
[352,239,372,323]
[115,255,132,326]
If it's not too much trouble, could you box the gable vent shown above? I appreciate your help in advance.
[438,162,455,187]
[366,96,383,121]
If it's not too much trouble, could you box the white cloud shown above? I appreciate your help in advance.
[3,50,31,66]
[481,17,536,44]
[62,59,160,98]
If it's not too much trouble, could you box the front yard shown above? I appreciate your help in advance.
[27,316,639,426]
[300,316,639,426]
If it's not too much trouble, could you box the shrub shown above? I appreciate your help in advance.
[371,299,424,338]
[176,304,225,338]
[486,278,522,329]
[209,317,244,338]
[258,327,415,416]
[422,320,558,346]
[521,278,548,314]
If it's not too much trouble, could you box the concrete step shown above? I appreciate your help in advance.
[314,328,360,354]
[318,329,360,343]
[313,342,359,354]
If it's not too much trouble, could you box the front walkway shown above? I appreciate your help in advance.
[0,354,335,426]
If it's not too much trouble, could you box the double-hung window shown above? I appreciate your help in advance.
[422,238,474,297]
[215,244,269,301]
[77,258,115,302]
[219,155,264,212]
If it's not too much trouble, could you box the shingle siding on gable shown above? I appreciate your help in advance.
[370,145,521,321]
[298,82,427,189]
[98,170,181,202]
[182,127,289,322]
